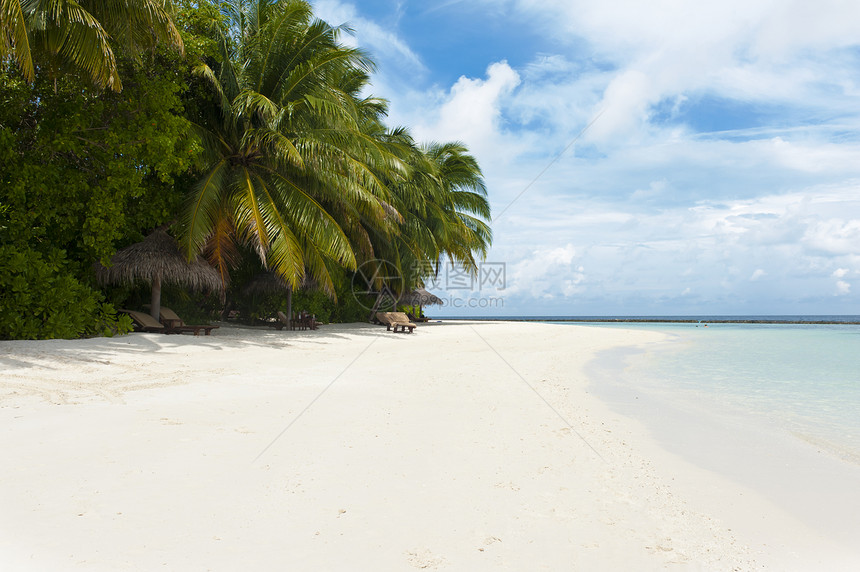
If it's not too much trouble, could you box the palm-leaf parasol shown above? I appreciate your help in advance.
[96,228,223,320]
[400,287,443,307]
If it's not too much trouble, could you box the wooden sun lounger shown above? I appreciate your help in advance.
[157,307,219,336]
[376,312,416,334]
[272,311,290,330]
[119,309,166,333]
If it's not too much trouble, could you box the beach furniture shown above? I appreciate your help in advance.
[375,312,394,330]
[392,313,417,333]
[290,311,306,330]
[119,309,166,333]
[272,311,291,330]
[156,307,219,336]
[271,311,317,331]
[377,312,416,334]
[407,312,430,323]
[298,310,318,330]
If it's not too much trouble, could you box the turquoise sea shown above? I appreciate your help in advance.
[574,320,860,465]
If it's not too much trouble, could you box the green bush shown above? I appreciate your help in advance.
[0,245,132,339]
[290,290,331,323]
[329,285,376,323]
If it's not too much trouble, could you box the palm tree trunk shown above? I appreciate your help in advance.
[150,273,162,321]
[286,286,292,330]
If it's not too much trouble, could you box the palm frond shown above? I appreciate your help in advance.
[29,0,121,91]
[1,0,35,82]
[263,166,356,269]
[180,158,229,258]
[203,215,240,290]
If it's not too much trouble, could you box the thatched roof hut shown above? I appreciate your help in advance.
[96,229,222,319]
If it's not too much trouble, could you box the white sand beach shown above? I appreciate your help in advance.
[1,321,858,571]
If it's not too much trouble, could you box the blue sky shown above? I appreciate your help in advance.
[312,0,860,316]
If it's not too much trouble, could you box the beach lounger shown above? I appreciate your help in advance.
[119,309,166,333]
[157,307,219,336]
[377,312,416,334]
[389,312,416,333]
[272,311,291,330]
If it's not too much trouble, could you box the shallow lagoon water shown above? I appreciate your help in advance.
[579,321,860,463]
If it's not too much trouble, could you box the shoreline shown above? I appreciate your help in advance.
[2,321,858,570]
[440,317,860,325]
[586,338,860,562]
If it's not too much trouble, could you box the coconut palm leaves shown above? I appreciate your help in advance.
[371,136,493,292]
[421,141,492,271]
[1,0,183,91]
[182,0,400,296]
[1,0,33,81]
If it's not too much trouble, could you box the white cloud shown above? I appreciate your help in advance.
[505,244,584,299]
[472,0,860,149]
[483,182,860,312]
[588,70,654,143]
[802,219,860,255]
[312,1,424,71]
[833,268,850,279]
[836,280,851,295]
[411,62,521,158]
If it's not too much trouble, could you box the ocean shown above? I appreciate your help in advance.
[572,319,860,465]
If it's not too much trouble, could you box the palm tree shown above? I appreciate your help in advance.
[1,0,183,91]
[366,136,492,294]
[423,141,493,271]
[181,0,400,296]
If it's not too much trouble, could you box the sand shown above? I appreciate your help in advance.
[1,321,858,571]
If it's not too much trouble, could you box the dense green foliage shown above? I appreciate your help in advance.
[0,51,197,339]
[0,0,492,339]
[0,243,133,338]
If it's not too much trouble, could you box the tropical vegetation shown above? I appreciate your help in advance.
[0,0,492,339]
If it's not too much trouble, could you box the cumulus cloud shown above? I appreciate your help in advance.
[466,0,860,148]
[505,244,585,299]
[411,62,521,157]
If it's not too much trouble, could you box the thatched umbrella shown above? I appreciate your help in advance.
[96,229,223,320]
[399,287,443,318]
[400,287,443,307]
